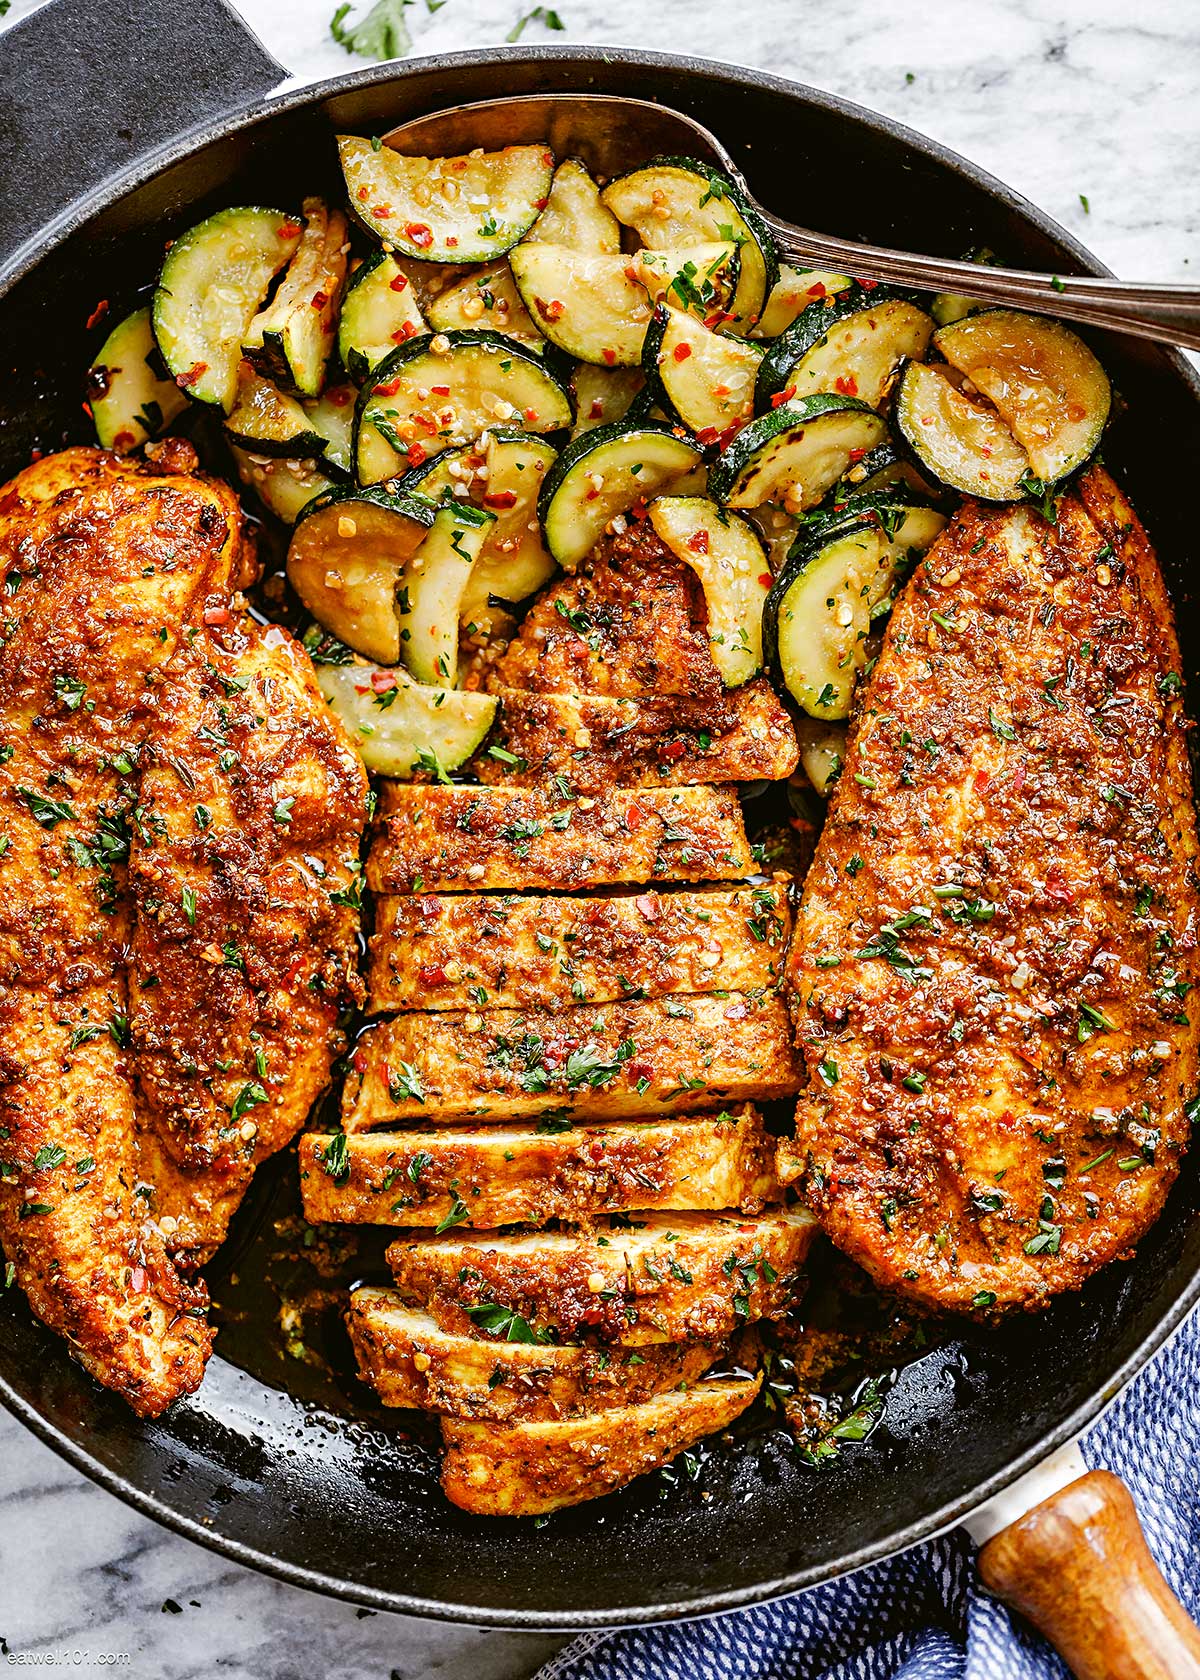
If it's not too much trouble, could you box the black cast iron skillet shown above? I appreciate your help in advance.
[1,0,1199,1635]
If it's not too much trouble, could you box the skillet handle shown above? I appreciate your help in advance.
[978,1470,1200,1680]
[0,0,287,284]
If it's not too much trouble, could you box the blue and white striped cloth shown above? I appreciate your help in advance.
[537,1306,1200,1680]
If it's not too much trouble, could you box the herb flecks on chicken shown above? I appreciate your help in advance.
[782,467,1199,1314]
[0,445,367,1413]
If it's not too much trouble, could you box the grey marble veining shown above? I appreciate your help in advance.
[1,0,1197,1675]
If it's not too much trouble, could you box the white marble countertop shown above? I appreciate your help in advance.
[0,0,1197,1675]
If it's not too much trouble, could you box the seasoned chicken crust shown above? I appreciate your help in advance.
[0,446,367,1408]
[782,468,1200,1313]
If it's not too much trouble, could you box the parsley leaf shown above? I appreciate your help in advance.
[330,0,411,59]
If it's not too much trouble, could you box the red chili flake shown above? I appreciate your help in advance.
[602,348,617,366]
[806,281,827,299]
[629,497,648,521]
[536,297,565,322]
[284,953,310,990]
[279,221,302,239]
[484,490,519,510]
[758,572,773,587]
[695,426,720,447]
[635,894,660,921]
[357,186,370,200]
[660,740,687,761]
[419,964,448,986]
[391,321,417,344]
[129,1266,148,1294]
[406,443,428,467]
[389,273,409,293]
[311,290,329,310]
[858,278,878,290]
[112,429,136,451]
[328,386,352,407]
[417,412,440,435]
[430,384,451,396]
[770,385,797,409]
[847,447,866,463]
[724,1000,748,1021]
[625,1060,653,1083]
[834,373,859,396]
[405,221,434,248]
[687,529,710,554]
[419,895,441,918]
[625,801,645,828]
[672,343,692,363]
[524,407,538,424]
[203,605,231,626]
[542,152,553,167]
[704,310,733,331]
[534,196,549,211]
[589,399,605,420]
[446,236,459,248]
[585,485,600,502]
[370,670,398,693]
[176,362,208,389]
[373,376,403,397]
[85,299,109,331]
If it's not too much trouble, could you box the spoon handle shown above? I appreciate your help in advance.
[758,213,1200,351]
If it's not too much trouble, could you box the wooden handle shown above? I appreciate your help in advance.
[978,1470,1200,1680]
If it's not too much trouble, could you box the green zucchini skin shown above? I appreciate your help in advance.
[536,419,703,568]
[337,248,427,385]
[707,391,885,509]
[604,154,779,334]
[87,305,188,453]
[352,328,574,484]
[753,285,934,413]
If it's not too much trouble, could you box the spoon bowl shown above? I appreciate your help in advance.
[384,92,1200,349]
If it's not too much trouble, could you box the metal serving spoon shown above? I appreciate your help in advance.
[384,93,1200,351]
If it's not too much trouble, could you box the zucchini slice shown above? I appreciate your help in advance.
[933,309,1110,481]
[354,329,573,484]
[644,304,761,437]
[755,267,853,338]
[533,159,621,253]
[458,429,559,628]
[508,242,738,366]
[895,360,1029,500]
[571,364,648,435]
[153,206,301,411]
[930,247,997,328]
[766,504,946,718]
[338,250,427,384]
[708,393,886,512]
[399,501,494,686]
[231,447,336,525]
[426,260,541,343]
[836,439,942,503]
[338,137,555,262]
[241,197,348,397]
[302,382,357,477]
[537,421,703,569]
[87,306,188,453]
[317,661,498,778]
[601,156,779,334]
[796,718,847,796]
[648,496,769,687]
[287,484,436,663]
[224,369,328,459]
[755,288,934,413]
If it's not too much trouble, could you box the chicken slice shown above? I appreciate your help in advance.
[299,1106,781,1227]
[346,1290,721,1421]
[367,783,754,893]
[342,992,799,1128]
[439,1374,762,1515]
[386,1207,818,1344]
[367,881,790,1012]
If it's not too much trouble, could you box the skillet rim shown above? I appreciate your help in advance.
[2,41,1198,1630]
